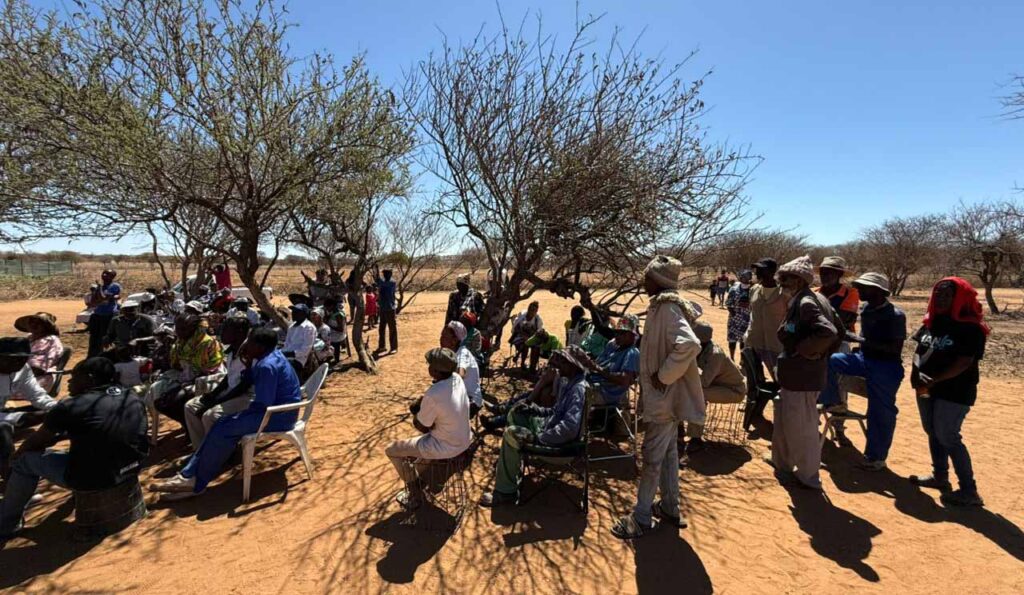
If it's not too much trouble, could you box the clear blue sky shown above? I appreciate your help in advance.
[6,0,1022,253]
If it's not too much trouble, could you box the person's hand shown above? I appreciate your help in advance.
[650,372,667,392]
[918,373,935,388]
[510,426,534,445]
[409,397,423,415]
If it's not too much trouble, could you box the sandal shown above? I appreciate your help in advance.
[611,514,655,540]
[652,499,687,528]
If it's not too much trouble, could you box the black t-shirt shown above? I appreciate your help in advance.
[860,301,907,362]
[44,386,150,490]
[910,317,986,406]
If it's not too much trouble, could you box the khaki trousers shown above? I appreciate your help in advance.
[771,389,822,489]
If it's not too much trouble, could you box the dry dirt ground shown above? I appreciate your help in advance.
[0,289,1022,594]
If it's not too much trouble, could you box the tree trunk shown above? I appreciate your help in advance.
[983,283,1000,314]
[237,264,286,327]
[345,267,378,374]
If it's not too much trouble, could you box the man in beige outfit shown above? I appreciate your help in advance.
[612,255,704,539]
[745,258,787,380]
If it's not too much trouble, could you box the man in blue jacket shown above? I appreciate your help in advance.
[479,347,588,507]
[151,328,302,499]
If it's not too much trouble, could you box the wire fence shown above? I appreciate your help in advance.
[0,259,75,277]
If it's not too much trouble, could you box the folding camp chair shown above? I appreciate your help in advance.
[515,394,593,514]
[740,348,778,431]
[588,384,639,465]
[47,346,73,398]
[819,375,869,449]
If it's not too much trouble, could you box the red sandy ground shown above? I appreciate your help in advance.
[0,290,1022,594]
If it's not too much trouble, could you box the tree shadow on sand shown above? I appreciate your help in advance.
[784,483,881,582]
[825,445,1024,562]
[632,526,712,595]
[364,509,453,584]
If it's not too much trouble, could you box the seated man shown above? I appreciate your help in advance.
[524,328,562,374]
[479,348,588,507]
[583,315,640,407]
[682,321,746,453]
[384,348,471,511]
[282,304,316,370]
[227,297,261,328]
[479,360,563,432]
[1,338,59,476]
[440,322,483,416]
[151,328,302,499]
[0,358,149,538]
[183,316,254,450]
[151,314,225,426]
[102,299,156,355]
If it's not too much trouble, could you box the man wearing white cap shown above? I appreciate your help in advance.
[102,298,156,354]
[821,273,906,470]
[771,256,839,490]
[612,255,703,539]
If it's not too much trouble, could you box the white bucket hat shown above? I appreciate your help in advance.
[852,272,891,295]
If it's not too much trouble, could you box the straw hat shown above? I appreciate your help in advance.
[14,312,59,336]
[852,272,891,296]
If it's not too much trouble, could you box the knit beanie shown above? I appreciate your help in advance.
[778,255,815,284]
[644,255,682,290]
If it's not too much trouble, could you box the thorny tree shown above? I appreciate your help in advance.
[945,201,1023,313]
[856,214,944,297]
[408,14,756,339]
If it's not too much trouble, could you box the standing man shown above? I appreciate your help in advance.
[771,256,839,491]
[612,256,703,539]
[375,269,399,354]
[715,269,731,309]
[745,258,787,380]
[821,273,906,470]
[212,263,233,292]
[1,357,149,538]
[87,269,122,357]
[445,273,484,326]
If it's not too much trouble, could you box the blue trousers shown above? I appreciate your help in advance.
[819,351,904,462]
[916,397,975,492]
[181,408,296,492]
[0,450,68,535]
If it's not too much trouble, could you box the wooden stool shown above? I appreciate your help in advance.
[73,478,147,541]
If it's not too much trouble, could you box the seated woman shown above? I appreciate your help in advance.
[149,314,225,427]
[384,348,471,511]
[524,328,562,374]
[478,348,588,507]
[14,312,64,393]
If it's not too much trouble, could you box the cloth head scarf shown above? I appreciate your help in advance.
[644,255,682,290]
[778,255,815,285]
[923,277,991,336]
[446,321,468,343]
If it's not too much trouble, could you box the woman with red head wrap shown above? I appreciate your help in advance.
[909,277,989,507]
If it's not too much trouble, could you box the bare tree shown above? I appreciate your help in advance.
[407,13,756,338]
[946,201,1023,313]
[856,214,944,296]
[1001,75,1024,120]
[704,229,809,276]
[381,203,467,313]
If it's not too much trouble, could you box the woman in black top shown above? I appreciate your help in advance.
[909,277,989,507]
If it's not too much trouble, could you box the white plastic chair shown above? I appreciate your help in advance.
[240,363,329,502]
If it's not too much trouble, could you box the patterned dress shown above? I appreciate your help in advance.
[725,283,752,343]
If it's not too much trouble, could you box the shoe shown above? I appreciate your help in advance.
[856,459,887,472]
[652,499,687,528]
[150,473,196,493]
[395,489,423,511]
[611,514,656,539]
[160,489,204,501]
[25,493,44,509]
[685,437,706,455]
[909,473,953,492]
[940,489,984,508]
[478,491,516,508]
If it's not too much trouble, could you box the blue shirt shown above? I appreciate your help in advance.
[587,342,640,405]
[247,349,302,419]
[377,279,397,311]
[537,373,587,445]
[92,282,122,315]
[859,301,906,363]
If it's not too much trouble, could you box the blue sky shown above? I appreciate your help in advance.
[6,0,1022,253]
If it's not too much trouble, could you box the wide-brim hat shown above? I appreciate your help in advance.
[551,345,588,373]
[751,258,778,272]
[14,312,58,336]
[614,314,640,334]
[852,272,891,295]
[288,293,313,307]
[817,256,850,275]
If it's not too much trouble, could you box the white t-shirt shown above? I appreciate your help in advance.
[456,345,482,406]
[415,375,471,459]
[283,319,317,365]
